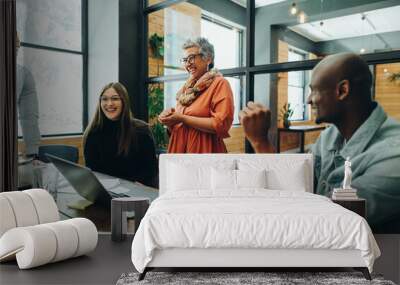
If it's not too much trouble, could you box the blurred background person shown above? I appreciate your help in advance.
[16,32,42,189]
[16,32,41,158]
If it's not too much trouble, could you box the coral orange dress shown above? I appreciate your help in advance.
[167,76,234,153]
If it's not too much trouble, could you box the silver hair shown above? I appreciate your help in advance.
[182,37,215,68]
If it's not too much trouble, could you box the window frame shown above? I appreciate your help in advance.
[200,14,244,125]
[141,0,400,152]
[287,47,306,121]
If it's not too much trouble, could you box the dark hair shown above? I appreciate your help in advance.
[83,82,136,156]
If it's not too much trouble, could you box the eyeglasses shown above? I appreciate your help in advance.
[180,53,202,65]
[100,96,121,103]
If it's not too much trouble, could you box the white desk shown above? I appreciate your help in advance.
[40,162,158,199]
[38,163,158,231]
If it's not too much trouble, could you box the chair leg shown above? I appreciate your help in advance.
[138,268,148,281]
[354,267,371,280]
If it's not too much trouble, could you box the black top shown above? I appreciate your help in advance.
[84,118,157,187]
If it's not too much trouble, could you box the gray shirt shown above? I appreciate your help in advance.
[312,103,400,233]
[17,64,41,155]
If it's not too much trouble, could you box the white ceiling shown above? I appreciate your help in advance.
[231,0,287,8]
[289,5,400,42]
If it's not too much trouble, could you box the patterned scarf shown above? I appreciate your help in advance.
[176,69,221,106]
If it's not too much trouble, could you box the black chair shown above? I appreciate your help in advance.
[38,145,79,163]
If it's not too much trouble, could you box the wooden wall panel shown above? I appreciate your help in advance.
[148,9,164,77]
[375,63,400,121]
[277,40,289,128]
[224,126,245,153]
[18,136,84,165]
[147,0,164,5]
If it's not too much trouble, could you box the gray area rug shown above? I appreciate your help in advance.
[116,272,396,285]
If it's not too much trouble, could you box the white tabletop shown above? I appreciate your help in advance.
[38,162,159,202]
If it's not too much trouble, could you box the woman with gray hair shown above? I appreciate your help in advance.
[158,37,234,153]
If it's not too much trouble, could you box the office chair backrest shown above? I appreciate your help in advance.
[38,144,79,163]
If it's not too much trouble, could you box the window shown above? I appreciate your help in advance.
[147,1,246,78]
[201,16,244,125]
[17,47,84,135]
[144,0,400,153]
[287,48,307,121]
[200,15,243,69]
[255,2,400,65]
[16,0,86,136]
[146,1,247,149]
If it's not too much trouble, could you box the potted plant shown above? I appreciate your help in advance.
[149,33,164,59]
[280,103,294,128]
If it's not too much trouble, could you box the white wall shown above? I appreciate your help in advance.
[88,0,119,121]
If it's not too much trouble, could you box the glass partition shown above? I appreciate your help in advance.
[17,47,83,136]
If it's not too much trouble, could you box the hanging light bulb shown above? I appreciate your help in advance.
[319,0,324,32]
[290,3,298,15]
[298,11,307,23]
[361,15,366,25]
[383,68,392,79]
[360,14,366,54]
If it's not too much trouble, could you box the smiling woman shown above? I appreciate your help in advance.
[100,88,123,121]
[158,38,234,153]
[82,82,157,187]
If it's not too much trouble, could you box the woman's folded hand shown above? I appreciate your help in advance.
[158,108,182,127]
[158,108,175,120]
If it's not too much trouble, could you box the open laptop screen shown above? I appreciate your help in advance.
[45,154,112,208]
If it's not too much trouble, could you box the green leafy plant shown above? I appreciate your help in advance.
[151,120,168,151]
[148,85,168,149]
[148,33,168,151]
[148,85,164,118]
[149,33,164,59]
[388,72,400,84]
[279,103,294,128]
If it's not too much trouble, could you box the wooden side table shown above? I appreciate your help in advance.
[111,197,150,241]
[332,198,366,218]
[277,125,326,153]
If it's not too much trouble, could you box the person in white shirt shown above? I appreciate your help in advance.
[16,33,41,157]
[16,33,42,189]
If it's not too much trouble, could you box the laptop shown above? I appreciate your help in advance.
[45,154,128,209]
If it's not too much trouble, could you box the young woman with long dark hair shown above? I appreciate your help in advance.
[83,82,157,187]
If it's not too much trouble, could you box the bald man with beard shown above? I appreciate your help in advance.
[239,53,400,233]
